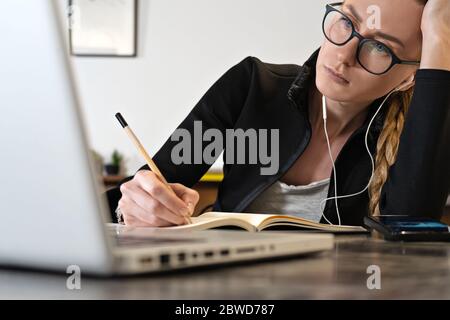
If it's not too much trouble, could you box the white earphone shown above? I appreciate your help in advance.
[319,82,408,225]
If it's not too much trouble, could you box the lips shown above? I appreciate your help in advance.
[325,66,349,84]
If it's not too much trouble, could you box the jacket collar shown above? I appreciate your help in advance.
[287,47,389,141]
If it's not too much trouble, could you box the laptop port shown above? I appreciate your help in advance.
[236,247,256,254]
[204,251,214,258]
[140,256,153,265]
[178,252,186,262]
[159,254,170,266]
[220,249,230,256]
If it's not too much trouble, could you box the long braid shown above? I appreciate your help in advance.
[368,88,414,216]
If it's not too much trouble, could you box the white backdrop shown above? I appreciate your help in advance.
[66,0,329,175]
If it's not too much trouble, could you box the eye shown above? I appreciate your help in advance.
[374,43,386,52]
[339,16,353,29]
[366,41,390,56]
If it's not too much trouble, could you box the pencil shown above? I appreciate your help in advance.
[115,112,192,224]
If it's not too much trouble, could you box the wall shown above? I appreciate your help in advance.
[68,0,328,175]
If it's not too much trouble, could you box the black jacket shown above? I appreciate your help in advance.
[106,47,450,226]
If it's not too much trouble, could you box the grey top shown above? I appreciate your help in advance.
[243,178,331,222]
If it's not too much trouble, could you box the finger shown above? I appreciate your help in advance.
[136,171,191,218]
[122,200,175,227]
[127,184,189,225]
[121,196,185,227]
[119,200,141,226]
[126,212,171,227]
[169,183,200,216]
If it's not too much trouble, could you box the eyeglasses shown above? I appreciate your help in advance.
[322,2,420,75]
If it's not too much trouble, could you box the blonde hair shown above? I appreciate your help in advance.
[368,88,414,216]
[367,0,427,216]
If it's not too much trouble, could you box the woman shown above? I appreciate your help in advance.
[107,0,450,227]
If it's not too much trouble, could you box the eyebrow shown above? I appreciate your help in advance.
[343,4,406,49]
[371,30,406,49]
[345,4,363,23]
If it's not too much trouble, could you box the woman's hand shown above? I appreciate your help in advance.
[420,0,450,71]
[118,170,200,227]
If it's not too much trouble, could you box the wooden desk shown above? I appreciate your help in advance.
[1,234,450,299]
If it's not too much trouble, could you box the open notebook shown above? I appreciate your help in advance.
[166,212,368,233]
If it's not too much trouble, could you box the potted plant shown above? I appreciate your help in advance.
[104,150,123,175]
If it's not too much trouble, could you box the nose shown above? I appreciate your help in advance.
[334,36,359,69]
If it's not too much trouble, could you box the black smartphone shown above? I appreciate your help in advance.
[364,215,450,241]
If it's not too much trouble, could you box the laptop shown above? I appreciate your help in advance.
[0,0,334,276]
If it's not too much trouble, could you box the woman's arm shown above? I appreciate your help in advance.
[149,56,255,186]
[379,0,450,219]
[419,0,450,71]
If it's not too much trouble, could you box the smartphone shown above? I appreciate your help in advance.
[364,215,450,241]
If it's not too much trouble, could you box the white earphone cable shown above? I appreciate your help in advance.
[319,88,398,225]
[321,94,341,225]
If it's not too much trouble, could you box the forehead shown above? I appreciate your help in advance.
[342,0,423,49]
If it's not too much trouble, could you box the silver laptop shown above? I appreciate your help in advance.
[0,0,334,276]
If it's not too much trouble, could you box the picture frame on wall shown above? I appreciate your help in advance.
[68,0,138,57]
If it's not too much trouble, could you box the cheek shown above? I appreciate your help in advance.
[358,72,407,100]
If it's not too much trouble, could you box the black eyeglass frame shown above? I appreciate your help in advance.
[323,2,421,75]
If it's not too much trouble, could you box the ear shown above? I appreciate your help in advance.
[396,72,416,92]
